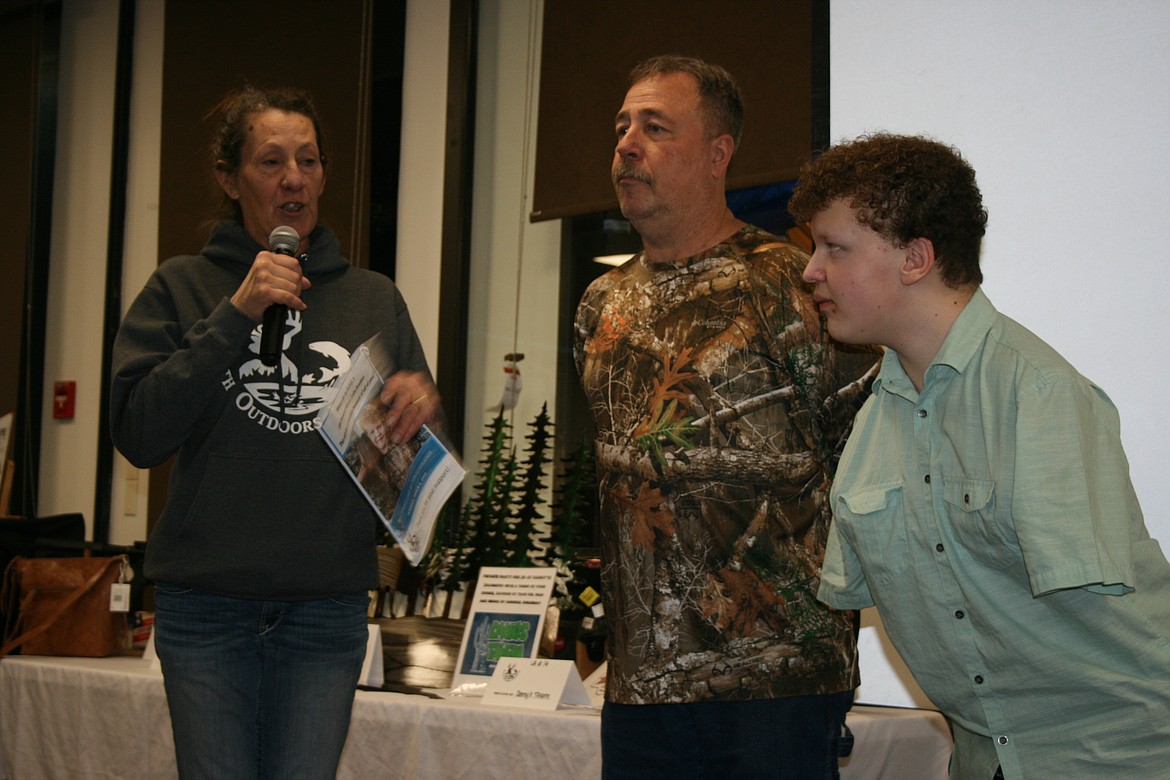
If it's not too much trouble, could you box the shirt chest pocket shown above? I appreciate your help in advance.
[940,478,1019,570]
[836,483,909,585]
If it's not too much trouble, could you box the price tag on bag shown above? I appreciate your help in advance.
[109,583,130,612]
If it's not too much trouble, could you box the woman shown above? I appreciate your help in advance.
[110,86,441,778]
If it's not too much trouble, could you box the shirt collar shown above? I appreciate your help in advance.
[875,287,997,399]
[931,287,996,374]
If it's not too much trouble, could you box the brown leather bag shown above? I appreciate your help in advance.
[1,555,129,658]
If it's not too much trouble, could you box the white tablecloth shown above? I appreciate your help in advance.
[0,655,951,779]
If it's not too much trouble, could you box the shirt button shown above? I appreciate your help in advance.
[917,409,927,418]
[924,474,931,484]
[974,675,984,684]
[955,610,965,619]
[998,736,1009,746]
[936,543,945,553]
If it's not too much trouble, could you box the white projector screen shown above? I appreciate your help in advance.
[830,1,1170,707]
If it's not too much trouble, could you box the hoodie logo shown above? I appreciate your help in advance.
[221,310,351,434]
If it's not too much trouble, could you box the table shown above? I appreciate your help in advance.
[1,655,951,779]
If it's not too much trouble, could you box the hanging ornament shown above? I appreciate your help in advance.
[493,353,525,411]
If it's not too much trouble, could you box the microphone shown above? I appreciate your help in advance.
[259,225,302,367]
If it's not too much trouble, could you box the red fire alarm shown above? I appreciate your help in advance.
[53,381,76,420]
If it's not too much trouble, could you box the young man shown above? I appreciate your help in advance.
[789,132,1170,779]
[574,56,878,779]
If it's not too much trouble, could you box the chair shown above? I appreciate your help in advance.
[374,545,406,618]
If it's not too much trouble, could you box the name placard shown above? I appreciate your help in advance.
[582,661,607,709]
[481,658,591,711]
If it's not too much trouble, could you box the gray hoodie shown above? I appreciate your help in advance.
[111,221,432,599]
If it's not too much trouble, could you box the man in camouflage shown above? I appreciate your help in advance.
[574,55,879,778]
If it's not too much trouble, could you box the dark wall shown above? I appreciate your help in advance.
[158,0,372,267]
[0,3,37,429]
[533,0,815,222]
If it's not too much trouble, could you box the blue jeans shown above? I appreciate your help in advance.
[152,584,370,780]
[602,691,854,779]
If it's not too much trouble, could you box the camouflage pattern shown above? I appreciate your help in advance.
[573,225,878,704]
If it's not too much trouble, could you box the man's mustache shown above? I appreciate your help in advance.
[613,163,651,186]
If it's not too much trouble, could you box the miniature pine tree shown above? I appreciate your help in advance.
[483,450,520,568]
[543,437,598,607]
[546,437,596,558]
[435,500,475,618]
[506,403,554,566]
[463,410,513,579]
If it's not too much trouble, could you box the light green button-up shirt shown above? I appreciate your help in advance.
[819,289,1170,779]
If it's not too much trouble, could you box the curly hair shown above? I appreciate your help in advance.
[788,133,988,288]
[628,55,744,150]
[206,85,329,224]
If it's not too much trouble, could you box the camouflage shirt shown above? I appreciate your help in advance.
[573,225,878,704]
